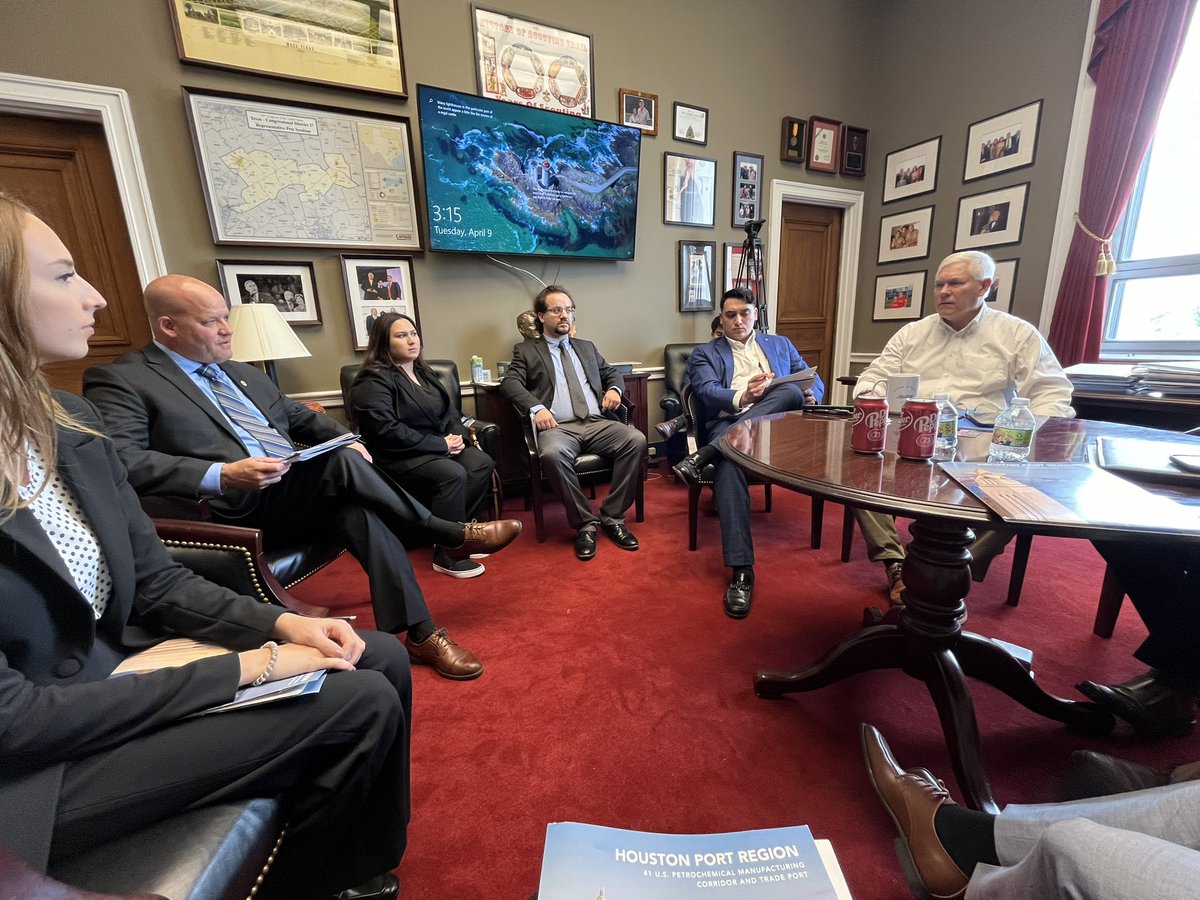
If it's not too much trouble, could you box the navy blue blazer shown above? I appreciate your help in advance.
[687,333,825,421]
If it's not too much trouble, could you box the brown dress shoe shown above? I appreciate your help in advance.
[861,724,968,899]
[1076,668,1198,738]
[405,629,483,680]
[1059,749,1171,800]
[885,561,906,606]
[443,519,522,561]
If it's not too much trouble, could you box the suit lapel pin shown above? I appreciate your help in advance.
[240,380,249,387]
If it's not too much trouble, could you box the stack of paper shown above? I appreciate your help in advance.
[1133,362,1200,397]
[1064,363,1140,394]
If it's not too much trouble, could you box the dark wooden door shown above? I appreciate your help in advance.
[0,113,150,392]
[775,202,841,379]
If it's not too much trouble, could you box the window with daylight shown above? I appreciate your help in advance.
[1101,11,1200,358]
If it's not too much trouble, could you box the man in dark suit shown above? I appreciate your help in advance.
[674,288,824,618]
[500,284,647,560]
[83,274,522,681]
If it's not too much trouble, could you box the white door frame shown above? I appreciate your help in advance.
[764,179,863,402]
[0,71,165,284]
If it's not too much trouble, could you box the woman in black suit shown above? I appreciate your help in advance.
[0,192,408,900]
[351,313,495,579]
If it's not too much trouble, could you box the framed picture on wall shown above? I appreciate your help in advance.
[731,150,764,228]
[840,125,869,177]
[883,135,941,204]
[168,0,407,97]
[663,152,716,227]
[878,206,934,263]
[873,270,926,321]
[963,99,1043,182]
[986,258,1020,313]
[780,116,806,164]
[184,89,422,250]
[806,115,841,173]
[673,102,708,145]
[340,255,419,351]
[954,182,1029,250]
[471,6,594,116]
[619,88,658,135]
[678,240,716,312]
[217,260,321,325]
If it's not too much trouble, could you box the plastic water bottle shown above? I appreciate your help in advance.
[933,393,958,460]
[988,397,1036,462]
[470,355,485,382]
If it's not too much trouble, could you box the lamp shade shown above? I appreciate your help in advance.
[229,303,311,364]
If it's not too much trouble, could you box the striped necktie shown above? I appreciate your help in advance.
[555,341,591,420]
[198,365,293,458]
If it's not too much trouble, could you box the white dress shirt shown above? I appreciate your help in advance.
[856,304,1074,417]
[726,332,772,410]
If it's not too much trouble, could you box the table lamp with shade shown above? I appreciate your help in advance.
[229,302,310,386]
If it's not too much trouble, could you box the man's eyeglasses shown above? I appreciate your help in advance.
[545,306,576,316]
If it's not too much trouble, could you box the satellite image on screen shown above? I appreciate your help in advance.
[418,85,641,259]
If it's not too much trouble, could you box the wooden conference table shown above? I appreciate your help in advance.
[719,411,1200,814]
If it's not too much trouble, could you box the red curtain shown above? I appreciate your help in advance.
[1047,0,1197,365]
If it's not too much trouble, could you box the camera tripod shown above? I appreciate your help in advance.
[736,218,768,332]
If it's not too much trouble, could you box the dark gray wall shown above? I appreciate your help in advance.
[0,0,1091,396]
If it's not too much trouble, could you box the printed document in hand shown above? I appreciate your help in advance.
[762,367,816,396]
[284,432,360,463]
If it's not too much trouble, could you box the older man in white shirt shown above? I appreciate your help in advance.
[854,250,1074,603]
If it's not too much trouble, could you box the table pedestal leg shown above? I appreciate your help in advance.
[755,515,1113,811]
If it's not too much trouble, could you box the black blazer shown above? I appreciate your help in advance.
[349,365,468,474]
[499,337,625,416]
[82,344,348,516]
[0,394,282,868]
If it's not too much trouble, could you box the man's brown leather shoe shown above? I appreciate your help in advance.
[1076,668,1198,738]
[405,629,483,680]
[444,519,522,561]
[861,724,968,899]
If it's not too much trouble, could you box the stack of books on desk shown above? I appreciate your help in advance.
[1132,362,1200,397]
[1064,363,1140,394]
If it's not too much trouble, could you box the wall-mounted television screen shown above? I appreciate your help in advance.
[416,84,642,260]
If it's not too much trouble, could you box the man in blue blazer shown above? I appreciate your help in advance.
[676,288,823,618]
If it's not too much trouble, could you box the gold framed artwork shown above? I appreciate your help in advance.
[167,1,407,96]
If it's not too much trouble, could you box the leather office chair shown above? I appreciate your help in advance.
[680,385,773,551]
[518,397,647,542]
[340,359,501,516]
[659,342,701,464]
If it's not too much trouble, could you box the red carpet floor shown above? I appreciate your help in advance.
[291,468,1200,899]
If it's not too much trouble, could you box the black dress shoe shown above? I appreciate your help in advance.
[1076,668,1198,738]
[575,528,598,560]
[332,872,399,900]
[601,521,639,550]
[723,569,754,619]
[672,452,703,485]
[1059,749,1171,800]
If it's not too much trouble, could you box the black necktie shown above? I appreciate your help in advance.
[556,341,591,420]
[198,365,293,458]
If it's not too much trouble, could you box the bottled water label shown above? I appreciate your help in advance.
[990,426,1032,449]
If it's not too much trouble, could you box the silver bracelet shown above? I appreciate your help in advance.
[252,641,280,687]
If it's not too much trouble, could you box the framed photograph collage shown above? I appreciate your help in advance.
[873,98,1042,321]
